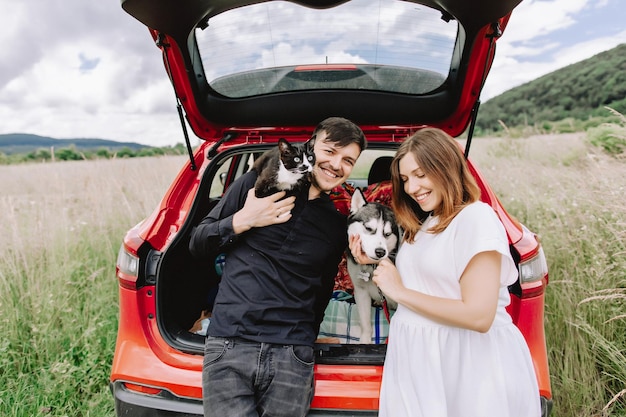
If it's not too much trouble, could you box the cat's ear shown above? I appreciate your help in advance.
[305,136,315,152]
[278,138,292,153]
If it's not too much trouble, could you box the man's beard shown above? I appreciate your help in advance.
[310,165,334,193]
[309,166,323,191]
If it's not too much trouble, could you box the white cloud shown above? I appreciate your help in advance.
[482,0,626,100]
[0,1,181,146]
[499,0,589,44]
[0,0,623,146]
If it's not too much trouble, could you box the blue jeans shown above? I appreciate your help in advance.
[202,336,315,417]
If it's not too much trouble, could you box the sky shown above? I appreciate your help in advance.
[1,0,625,147]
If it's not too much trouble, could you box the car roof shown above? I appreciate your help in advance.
[121,0,522,141]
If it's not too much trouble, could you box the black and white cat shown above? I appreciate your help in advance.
[253,138,315,198]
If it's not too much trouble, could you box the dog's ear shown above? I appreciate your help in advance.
[350,188,367,214]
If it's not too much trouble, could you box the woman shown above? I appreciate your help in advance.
[349,128,540,417]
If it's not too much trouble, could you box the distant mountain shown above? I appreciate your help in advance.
[0,133,151,155]
[476,43,626,133]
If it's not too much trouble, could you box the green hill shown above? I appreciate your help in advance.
[0,133,150,155]
[476,43,626,133]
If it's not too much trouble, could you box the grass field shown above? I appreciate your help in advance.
[469,133,626,417]
[1,134,624,416]
[0,156,186,416]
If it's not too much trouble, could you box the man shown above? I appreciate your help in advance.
[189,117,366,417]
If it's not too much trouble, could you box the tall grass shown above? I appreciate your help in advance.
[470,132,626,416]
[1,134,624,416]
[0,156,185,416]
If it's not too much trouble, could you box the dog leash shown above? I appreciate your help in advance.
[369,263,392,325]
[377,287,392,324]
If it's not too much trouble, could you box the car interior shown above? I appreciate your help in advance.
[153,146,398,355]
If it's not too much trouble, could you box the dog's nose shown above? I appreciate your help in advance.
[375,248,387,259]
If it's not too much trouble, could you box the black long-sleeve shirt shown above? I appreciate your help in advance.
[189,171,347,347]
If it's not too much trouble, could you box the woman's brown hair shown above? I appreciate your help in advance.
[391,128,481,242]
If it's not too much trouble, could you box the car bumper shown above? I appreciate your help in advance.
[541,396,554,417]
[111,380,552,417]
[111,380,379,417]
[111,381,203,417]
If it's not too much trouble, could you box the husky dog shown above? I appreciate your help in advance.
[346,188,400,343]
[253,138,315,198]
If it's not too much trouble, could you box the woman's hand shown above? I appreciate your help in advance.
[372,258,404,302]
[233,188,296,233]
[348,234,379,265]
[372,252,502,333]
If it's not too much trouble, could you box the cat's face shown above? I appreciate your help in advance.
[278,138,315,174]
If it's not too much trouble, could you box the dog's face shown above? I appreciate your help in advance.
[347,189,399,261]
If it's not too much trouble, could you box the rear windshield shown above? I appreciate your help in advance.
[195,0,458,98]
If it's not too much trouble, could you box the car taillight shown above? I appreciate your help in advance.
[116,245,139,290]
[518,246,549,298]
[123,382,163,396]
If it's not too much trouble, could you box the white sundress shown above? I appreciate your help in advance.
[379,202,541,417]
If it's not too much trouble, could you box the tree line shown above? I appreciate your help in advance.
[0,143,189,165]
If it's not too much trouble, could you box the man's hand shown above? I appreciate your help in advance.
[232,188,296,234]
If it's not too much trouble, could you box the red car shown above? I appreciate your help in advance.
[111,0,553,416]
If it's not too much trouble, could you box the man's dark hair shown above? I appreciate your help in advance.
[311,117,367,151]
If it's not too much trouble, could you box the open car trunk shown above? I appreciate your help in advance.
[120,0,523,142]
[151,138,524,366]
[152,141,403,363]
